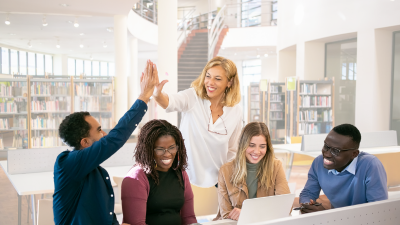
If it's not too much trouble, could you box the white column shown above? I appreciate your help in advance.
[355,29,392,132]
[157,0,178,125]
[128,37,138,107]
[114,15,129,121]
[53,54,68,75]
[278,47,296,82]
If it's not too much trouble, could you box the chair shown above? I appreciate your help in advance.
[113,176,124,214]
[37,199,54,225]
[191,184,219,216]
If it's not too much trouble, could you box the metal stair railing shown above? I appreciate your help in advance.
[208,5,227,60]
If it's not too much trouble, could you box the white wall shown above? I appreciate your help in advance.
[261,56,278,81]
[222,26,278,48]
[128,10,158,45]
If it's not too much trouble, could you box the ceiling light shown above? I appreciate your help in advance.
[9,33,16,36]
[27,41,32,48]
[80,33,85,36]
[42,17,48,26]
[106,27,113,32]
[73,18,79,27]
[60,3,69,7]
[264,54,268,57]
[103,42,107,48]
[56,44,60,48]
[257,54,260,58]
[90,55,93,60]
[79,44,84,48]
[5,20,10,25]
[234,53,237,55]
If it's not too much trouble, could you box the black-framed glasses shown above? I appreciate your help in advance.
[208,112,227,135]
[154,145,179,156]
[322,142,358,157]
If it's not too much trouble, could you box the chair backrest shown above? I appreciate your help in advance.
[191,184,219,216]
[113,176,124,204]
[374,153,400,188]
[37,199,54,225]
[290,136,302,144]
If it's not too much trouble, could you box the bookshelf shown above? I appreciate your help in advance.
[285,78,335,143]
[0,78,29,150]
[248,82,262,122]
[73,79,114,131]
[0,75,115,149]
[267,82,286,144]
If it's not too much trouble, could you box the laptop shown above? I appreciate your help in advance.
[202,193,295,225]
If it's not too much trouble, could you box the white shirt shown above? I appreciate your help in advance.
[166,88,243,187]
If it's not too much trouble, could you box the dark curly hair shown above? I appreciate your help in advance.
[134,119,188,186]
[59,112,91,150]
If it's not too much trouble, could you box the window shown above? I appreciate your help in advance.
[68,58,75,76]
[109,63,115,76]
[391,31,400,143]
[84,61,92,76]
[76,60,84,76]
[100,62,108,76]
[242,59,261,123]
[241,0,262,27]
[19,51,27,75]
[325,38,357,125]
[45,55,53,75]
[92,61,100,76]
[37,54,44,75]
[272,1,278,21]
[10,49,19,75]
[2,48,9,74]
[28,52,36,75]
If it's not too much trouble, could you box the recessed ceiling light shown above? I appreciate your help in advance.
[27,41,32,48]
[264,54,268,57]
[42,17,48,26]
[79,44,84,48]
[9,33,16,35]
[257,54,260,58]
[103,42,107,48]
[56,44,61,48]
[106,27,113,32]
[5,20,10,25]
[80,33,85,36]
[234,53,237,55]
[73,17,79,27]
[60,3,69,7]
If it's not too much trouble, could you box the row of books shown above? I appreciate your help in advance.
[31,135,63,148]
[270,111,284,120]
[299,110,332,122]
[74,83,112,96]
[300,96,332,107]
[250,102,260,109]
[250,95,260,101]
[0,118,9,129]
[31,82,71,96]
[0,117,26,130]
[270,103,283,111]
[74,96,112,112]
[12,131,29,149]
[299,123,333,135]
[270,85,283,93]
[31,99,70,112]
[270,94,283,102]
[300,83,318,94]
[250,87,259,94]
[0,102,19,113]
[31,116,64,129]
[0,82,28,97]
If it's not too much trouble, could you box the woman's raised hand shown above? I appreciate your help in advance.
[138,60,158,103]
[151,64,168,98]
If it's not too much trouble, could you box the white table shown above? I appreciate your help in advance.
[0,161,132,225]
[272,144,400,180]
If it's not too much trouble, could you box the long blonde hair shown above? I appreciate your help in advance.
[191,56,241,107]
[230,122,275,189]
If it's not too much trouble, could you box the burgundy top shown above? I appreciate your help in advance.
[121,166,197,225]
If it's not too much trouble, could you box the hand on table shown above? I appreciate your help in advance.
[227,207,241,221]
[300,199,326,214]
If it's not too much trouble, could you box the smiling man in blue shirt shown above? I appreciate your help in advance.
[299,124,388,213]
[53,61,158,225]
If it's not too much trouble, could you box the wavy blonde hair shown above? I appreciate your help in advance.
[191,56,241,107]
[230,122,275,189]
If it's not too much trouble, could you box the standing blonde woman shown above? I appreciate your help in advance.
[215,122,290,221]
[151,56,243,188]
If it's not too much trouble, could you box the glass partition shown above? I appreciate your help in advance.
[391,31,400,143]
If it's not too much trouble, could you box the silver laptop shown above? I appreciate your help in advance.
[204,193,295,225]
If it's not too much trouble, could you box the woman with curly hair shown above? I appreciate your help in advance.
[215,122,290,221]
[121,119,197,225]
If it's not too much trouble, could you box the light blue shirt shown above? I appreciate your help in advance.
[328,156,359,175]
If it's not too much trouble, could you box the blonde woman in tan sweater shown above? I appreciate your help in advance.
[215,122,290,221]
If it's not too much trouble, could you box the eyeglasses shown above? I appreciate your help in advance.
[322,142,358,157]
[154,145,179,156]
[208,112,227,135]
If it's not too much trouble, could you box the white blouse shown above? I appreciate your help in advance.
[166,88,243,187]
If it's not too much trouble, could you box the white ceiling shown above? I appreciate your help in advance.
[0,0,159,62]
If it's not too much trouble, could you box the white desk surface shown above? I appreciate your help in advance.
[0,161,132,196]
[273,144,400,158]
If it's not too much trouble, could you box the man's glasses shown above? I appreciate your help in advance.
[322,142,358,157]
[154,145,179,156]
[208,112,227,135]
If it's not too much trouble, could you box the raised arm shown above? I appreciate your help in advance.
[151,62,170,109]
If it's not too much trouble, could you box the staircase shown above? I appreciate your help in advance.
[177,30,209,92]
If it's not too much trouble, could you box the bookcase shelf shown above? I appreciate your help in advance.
[248,83,263,122]
[285,78,335,143]
[267,82,286,144]
[0,76,115,149]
